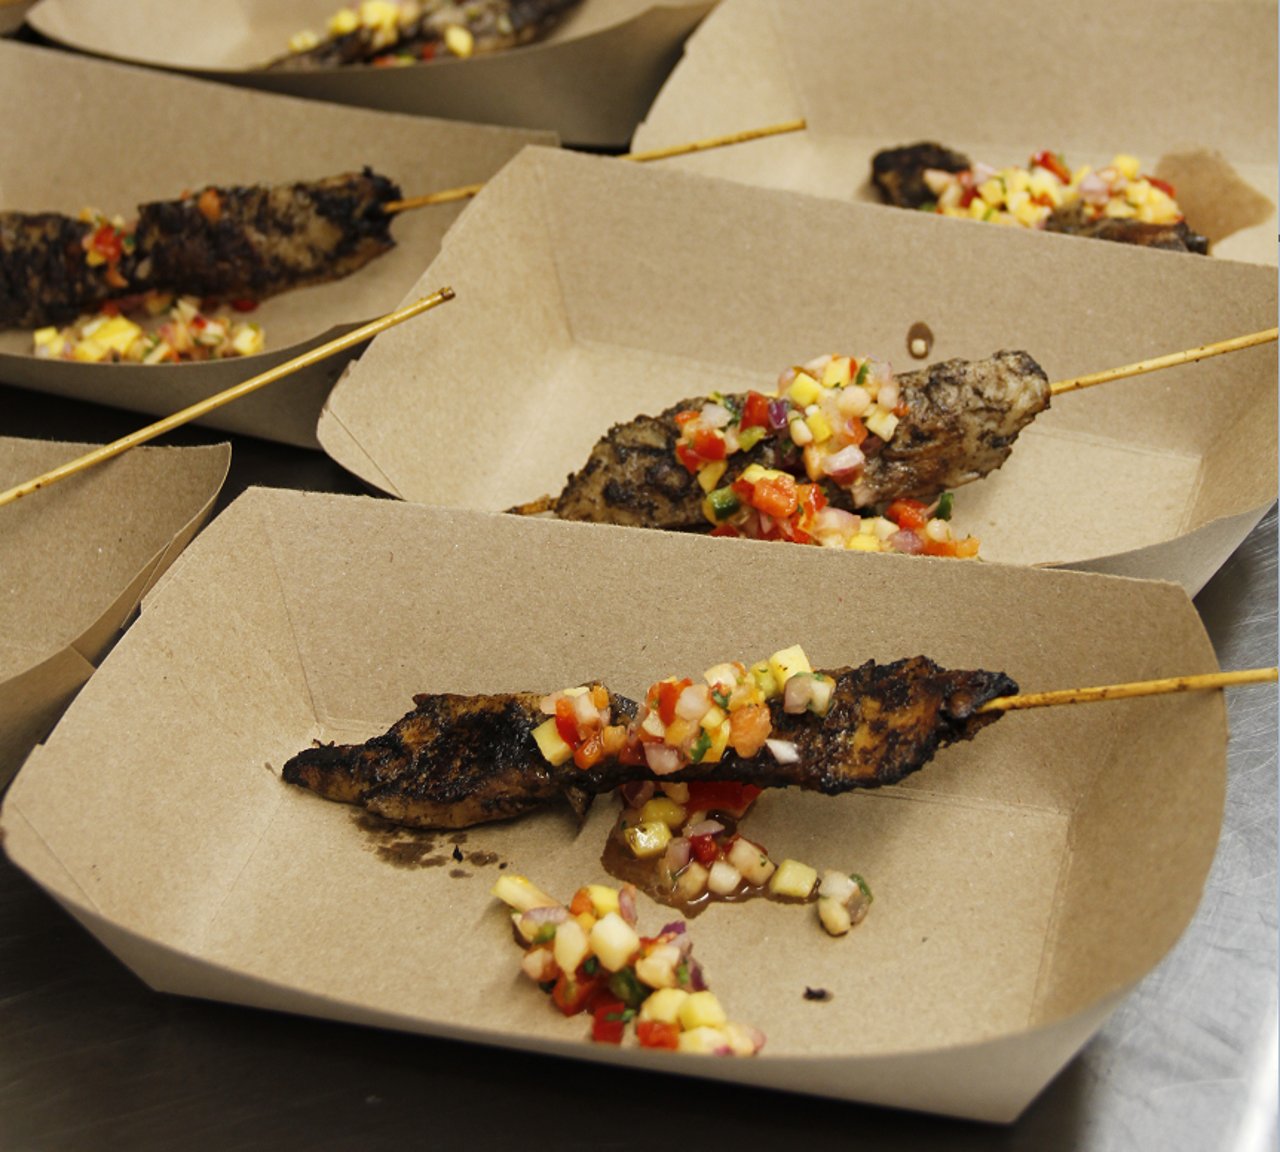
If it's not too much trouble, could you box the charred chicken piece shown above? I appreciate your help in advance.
[0,211,127,329]
[548,351,1050,528]
[281,657,1016,829]
[871,141,972,209]
[869,140,1210,254]
[131,168,401,303]
[265,0,581,70]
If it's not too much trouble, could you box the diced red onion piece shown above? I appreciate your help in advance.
[664,837,692,874]
[767,399,790,430]
[922,168,953,196]
[765,738,800,764]
[813,507,860,536]
[878,380,899,410]
[538,693,558,715]
[618,884,638,926]
[783,675,815,714]
[521,905,568,927]
[802,353,832,374]
[889,529,925,555]
[620,781,655,809]
[573,692,598,728]
[644,743,683,776]
[659,921,687,937]
[688,958,708,991]
[684,819,725,838]
[971,161,997,183]
[821,443,865,480]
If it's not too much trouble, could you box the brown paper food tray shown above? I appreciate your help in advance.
[25,0,714,148]
[317,146,1277,594]
[631,0,1278,265]
[0,435,229,785]
[0,486,1227,1121]
[0,41,553,448]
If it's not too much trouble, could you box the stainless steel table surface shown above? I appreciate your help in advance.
[1,383,1275,1152]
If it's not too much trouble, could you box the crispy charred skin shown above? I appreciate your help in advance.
[547,351,1049,527]
[264,0,581,70]
[0,211,124,328]
[871,141,971,208]
[131,168,401,302]
[1043,204,1210,254]
[283,689,638,830]
[281,659,1016,829]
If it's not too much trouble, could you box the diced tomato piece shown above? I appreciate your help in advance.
[885,498,929,532]
[1031,150,1072,184]
[574,733,604,770]
[709,523,741,538]
[551,970,600,1016]
[730,477,755,502]
[845,415,868,446]
[636,1019,680,1050]
[741,391,772,430]
[569,888,594,917]
[685,780,763,818]
[691,428,726,461]
[90,224,123,264]
[674,409,698,427]
[657,678,691,726]
[959,186,978,208]
[229,298,259,313]
[555,697,579,747]
[750,474,797,519]
[591,997,629,1044]
[618,733,648,766]
[1147,176,1177,199]
[727,703,773,759]
[689,833,720,866]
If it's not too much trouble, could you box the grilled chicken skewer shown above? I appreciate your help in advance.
[0,169,401,330]
[282,656,1016,830]
[266,0,582,70]
[872,141,1210,254]
[549,350,1050,530]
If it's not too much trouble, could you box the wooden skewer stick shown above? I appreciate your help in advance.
[1049,327,1277,396]
[977,667,1277,714]
[0,287,455,509]
[382,119,808,214]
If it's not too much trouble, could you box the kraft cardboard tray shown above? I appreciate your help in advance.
[317,147,1278,595]
[631,0,1278,266]
[0,435,229,786]
[0,40,552,448]
[24,0,714,148]
[0,486,1233,1122]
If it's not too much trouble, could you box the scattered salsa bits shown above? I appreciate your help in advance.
[922,151,1186,230]
[674,354,980,558]
[492,874,766,1055]
[32,293,264,364]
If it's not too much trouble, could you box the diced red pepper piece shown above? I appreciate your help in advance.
[229,298,259,313]
[675,442,702,474]
[1031,150,1072,184]
[573,733,604,771]
[590,996,629,1044]
[845,415,868,446]
[709,523,741,538]
[90,224,123,264]
[1147,176,1177,199]
[674,409,698,427]
[657,678,692,726]
[569,888,594,917]
[554,697,579,747]
[636,1019,680,1050]
[551,970,600,1016]
[689,833,720,866]
[885,498,929,532]
[691,428,726,462]
[740,391,772,430]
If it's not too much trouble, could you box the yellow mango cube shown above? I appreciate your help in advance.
[624,821,673,858]
[767,645,812,688]
[585,884,620,917]
[90,316,142,355]
[678,991,728,1031]
[638,987,689,1025]
[531,718,572,766]
[845,534,882,553]
[696,460,726,493]
[639,796,686,829]
[786,371,822,407]
[805,411,833,444]
[822,356,853,387]
[768,858,819,899]
[864,408,899,441]
[1112,153,1142,180]
[328,7,359,35]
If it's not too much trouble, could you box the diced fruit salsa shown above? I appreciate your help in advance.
[675,353,979,559]
[532,645,873,933]
[288,2,479,65]
[923,151,1186,229]
[493,873,765,1055]
[33,293,264,364]
[533,644,832,779]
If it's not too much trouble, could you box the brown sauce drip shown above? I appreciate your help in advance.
[352,811,504,872]
[599,810,815,917]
